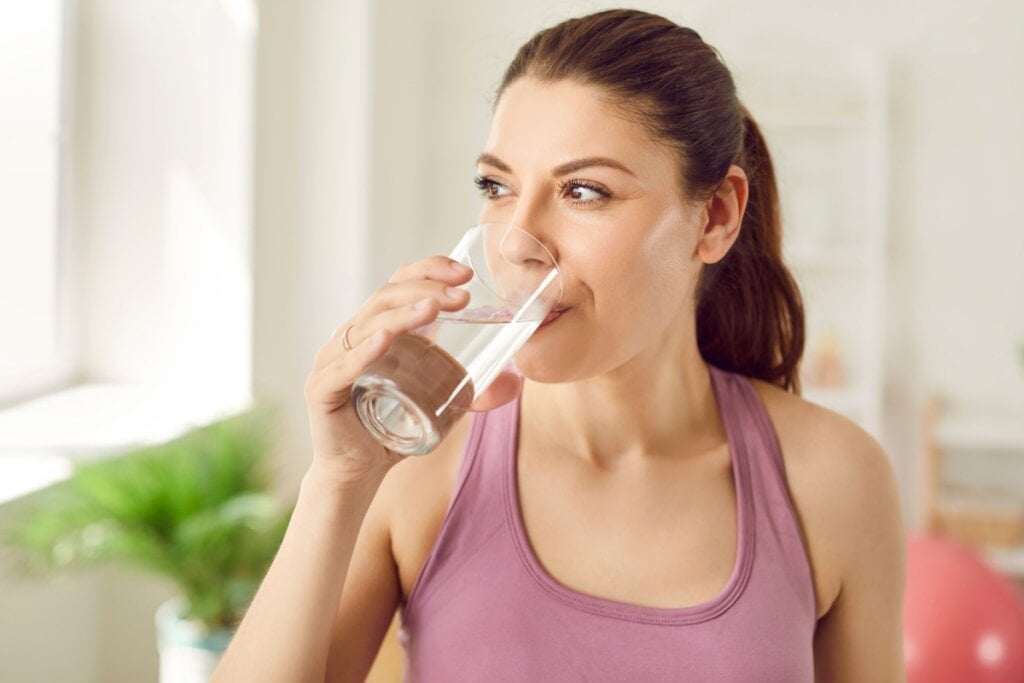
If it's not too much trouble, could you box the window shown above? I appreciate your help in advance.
[0,0,73,406]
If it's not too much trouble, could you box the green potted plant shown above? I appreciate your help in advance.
[2,406,291,683]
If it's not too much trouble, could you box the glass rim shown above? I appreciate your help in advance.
[434,223,563,322]
[470,222,562,305]
[471,220,561,270]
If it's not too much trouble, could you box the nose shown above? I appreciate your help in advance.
[497,226,556,270]
[488,224,562,312]
[505,189,559,266]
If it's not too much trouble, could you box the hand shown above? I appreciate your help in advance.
[303,256,524,485]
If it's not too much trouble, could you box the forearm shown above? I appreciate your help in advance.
[212,463,386,683]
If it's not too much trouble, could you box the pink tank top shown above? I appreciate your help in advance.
[398,363,817,681]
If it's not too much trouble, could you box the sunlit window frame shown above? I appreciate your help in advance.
[0,0,78,409]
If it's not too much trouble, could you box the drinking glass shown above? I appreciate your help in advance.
[352,223,562,456]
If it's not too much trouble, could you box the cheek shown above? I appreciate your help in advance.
[641,204,699,294]
[640,229,692,299]
[606,222,692,315]
[609,265,687,337]
[526,205,695,334]
[567,240,689,353]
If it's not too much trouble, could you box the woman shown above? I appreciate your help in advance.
[215,9,905,682]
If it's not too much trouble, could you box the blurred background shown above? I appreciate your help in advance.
[1,0,1022,681]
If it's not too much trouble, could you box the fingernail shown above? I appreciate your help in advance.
[445,286,463,299]
[450,260,470,272]
[415,298,433,311]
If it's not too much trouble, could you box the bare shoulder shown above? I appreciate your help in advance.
[372,413,475,600]
[748,378,905,620]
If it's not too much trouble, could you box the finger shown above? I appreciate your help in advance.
[330,321,354,342]
[329,278,465,342]
[387,255,474,284]
[316,297,440,371]
[305,327,392,408]
[358,278,470,321]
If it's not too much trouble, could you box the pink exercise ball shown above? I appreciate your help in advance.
[904,534,1024,682]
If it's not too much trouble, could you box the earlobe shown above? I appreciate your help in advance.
[695,165,748,265]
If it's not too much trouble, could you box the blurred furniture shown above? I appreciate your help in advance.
[922,396,1024,587]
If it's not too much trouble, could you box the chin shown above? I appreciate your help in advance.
[513,343,582,384]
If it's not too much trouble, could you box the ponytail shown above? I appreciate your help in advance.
[695,108,805,392]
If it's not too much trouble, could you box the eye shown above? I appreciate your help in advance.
[474,176,510,200]
[474,175,611,206]
[558,178,610,205]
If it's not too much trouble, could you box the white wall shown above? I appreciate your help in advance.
[78,3,256,678]
[74,0,254,418]
[251,0,375,493]
[0,547,100,683]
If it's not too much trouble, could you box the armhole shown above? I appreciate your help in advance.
[401,410,487,618]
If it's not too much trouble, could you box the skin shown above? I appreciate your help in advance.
[215,77,906,683]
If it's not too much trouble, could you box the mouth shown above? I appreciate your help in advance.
[539,307,569,328]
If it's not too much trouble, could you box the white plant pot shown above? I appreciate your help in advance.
[155,597,234,683]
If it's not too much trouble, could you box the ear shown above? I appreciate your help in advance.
[695,164,749,265]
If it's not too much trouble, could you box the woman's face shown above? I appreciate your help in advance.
[476,77,707,383]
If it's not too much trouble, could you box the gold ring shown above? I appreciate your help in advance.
[341,324,356,351]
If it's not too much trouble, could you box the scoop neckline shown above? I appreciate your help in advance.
[502,363,756,625]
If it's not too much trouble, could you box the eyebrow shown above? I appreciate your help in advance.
[475,152,636,178]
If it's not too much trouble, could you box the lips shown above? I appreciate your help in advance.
[541,307,569,326]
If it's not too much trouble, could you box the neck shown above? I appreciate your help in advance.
[520,320,726,469]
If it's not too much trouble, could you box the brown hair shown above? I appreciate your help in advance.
[496,9,805,392]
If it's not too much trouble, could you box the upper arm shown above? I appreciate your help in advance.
[323,469,403,683]
[812,422,907,682]
[321,415,472,682]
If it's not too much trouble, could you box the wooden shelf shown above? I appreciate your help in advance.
[922,399,1024,578]
[936,413,1024,452]
[984,545,1024,579]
